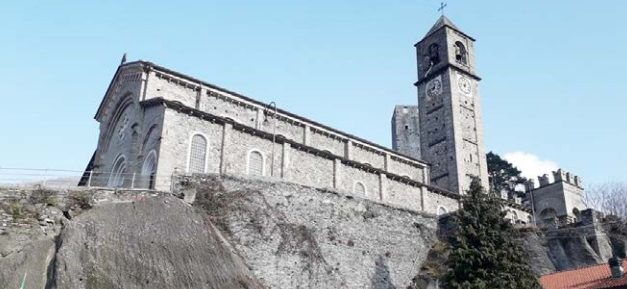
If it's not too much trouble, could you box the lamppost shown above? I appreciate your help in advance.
[263,102,277,177]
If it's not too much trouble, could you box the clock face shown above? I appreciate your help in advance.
[426,76,443,98]
[457,74,472,96]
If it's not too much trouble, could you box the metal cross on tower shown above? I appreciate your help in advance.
[438,2,447,15]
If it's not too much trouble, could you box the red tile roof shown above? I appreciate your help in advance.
[540,260,627,289]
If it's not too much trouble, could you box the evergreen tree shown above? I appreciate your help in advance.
[486,152,527,198]
[444,179,542,289]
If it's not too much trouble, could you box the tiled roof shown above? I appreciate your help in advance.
[540,260,627,289]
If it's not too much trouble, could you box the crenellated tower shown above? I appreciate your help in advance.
[414,16,489,194]
[526,169,587,225]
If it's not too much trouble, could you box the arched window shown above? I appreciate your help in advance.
[454,41,467,65]
[189,134,207,173]
[437,206,448,216]
[353,182,366,195]
[142,150,157,189]
[109,155,127,188]
[247,150,264,176]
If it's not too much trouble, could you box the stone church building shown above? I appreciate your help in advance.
[82,16,584,224]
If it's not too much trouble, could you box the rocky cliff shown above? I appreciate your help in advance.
[0,188,264,289]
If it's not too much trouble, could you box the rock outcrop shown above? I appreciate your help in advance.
[520,230,557,276]
[0,221,59,289]
[0,188,265,289]
[52,196,264,289]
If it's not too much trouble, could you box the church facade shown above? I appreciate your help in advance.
[83,16,541,221]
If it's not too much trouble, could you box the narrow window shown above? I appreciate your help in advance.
[248,150,264,176]
[437,206,448,216]
[141,150,157,189]
[189,134,207,173]
[353,182,366,195]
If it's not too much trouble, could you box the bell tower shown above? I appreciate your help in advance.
[415,16,489,194]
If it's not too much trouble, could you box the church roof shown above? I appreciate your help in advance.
[420,15,475,42]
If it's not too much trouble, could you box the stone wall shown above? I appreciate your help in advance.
[176,174,441,289]
[147,99,458,214]
[139,61,429,176]
[90,61,435,201]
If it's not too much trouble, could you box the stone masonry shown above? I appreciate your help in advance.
[527,169,586,225]
[82,16,531,221]
[412,16,489,194]
[391,105,421,160]
[176,174,442,289]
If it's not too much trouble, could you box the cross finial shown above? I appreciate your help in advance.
[438,2,447,15]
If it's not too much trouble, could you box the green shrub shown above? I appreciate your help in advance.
[7,201,26,220]
[30,187,58,206]
[67,191,92,210]
[4,201,38,221]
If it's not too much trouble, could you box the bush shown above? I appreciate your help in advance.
[30,187,58,206]
[7,201,26,220]
[67,191,92,210]
[4,200,38,221]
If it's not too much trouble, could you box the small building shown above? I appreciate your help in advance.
[527,169,587,226]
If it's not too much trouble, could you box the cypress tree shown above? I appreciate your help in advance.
[444,178,542,289]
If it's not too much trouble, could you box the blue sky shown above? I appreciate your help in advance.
[0,1,625,185]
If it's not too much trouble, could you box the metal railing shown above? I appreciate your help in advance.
[0,167,162,190]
